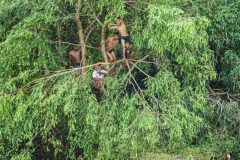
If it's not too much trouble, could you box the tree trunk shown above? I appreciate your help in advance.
[100,24,109,70]
[75,0,87,75]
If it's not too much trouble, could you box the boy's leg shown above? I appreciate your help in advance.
[121,39,126,59]
[106,51,114,62]
[111,51,116,62]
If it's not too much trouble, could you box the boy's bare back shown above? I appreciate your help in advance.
[106,36,119,51]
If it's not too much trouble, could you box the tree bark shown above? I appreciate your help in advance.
[100,24,109,70]
[75,0,87,75]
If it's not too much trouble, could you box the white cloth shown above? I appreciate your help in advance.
[92,70,107,79]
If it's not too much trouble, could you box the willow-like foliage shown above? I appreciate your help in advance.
[0,0,239,159]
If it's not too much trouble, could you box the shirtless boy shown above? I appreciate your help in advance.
[68,46,81,68]
[108,17,130,59]
[106,32,119,63]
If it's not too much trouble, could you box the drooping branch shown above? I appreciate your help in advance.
[75,0,87,75]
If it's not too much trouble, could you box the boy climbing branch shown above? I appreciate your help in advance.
[107,17,130,59]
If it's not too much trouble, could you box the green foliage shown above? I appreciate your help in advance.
[206,0,240,54]
[146,71,204,146]
[143,4,216,91]
[220,50,240,92]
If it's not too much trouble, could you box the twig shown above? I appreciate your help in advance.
[17,60,127,93]
[123,55,149,82]
[128,58,157,65]
[85,26,96,44]
[125,60,155,116]
[51,40,101,51]
[85,18,97,34]
[129,61,152,78]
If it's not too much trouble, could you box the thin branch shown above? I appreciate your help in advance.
[17,60,127,93]
[126,60,144,98]
[85,18,97,34]
[123,55,149,82]
[128,58,157,65]
[125,60,156,116]
[85,1,104,27]
[52,40,101,51]
[95,16,104,27]
[85,26,96,44]
[129,61,152,78]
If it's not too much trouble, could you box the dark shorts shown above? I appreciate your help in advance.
[74,63,81,68]
[121,36,130,43]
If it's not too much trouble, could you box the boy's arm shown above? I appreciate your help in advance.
[107,23,118,29]
[106,38,110,43]
[67,53,72,67]
[98,70,108,75]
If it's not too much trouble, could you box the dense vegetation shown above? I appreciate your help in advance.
[0,0,239,159]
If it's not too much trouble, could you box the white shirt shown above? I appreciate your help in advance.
[92,70,107,79]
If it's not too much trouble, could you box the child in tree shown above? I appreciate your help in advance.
[92,64,108,91]
[108,17,130,59]
[68,46,81,68]
[106,32,119,63]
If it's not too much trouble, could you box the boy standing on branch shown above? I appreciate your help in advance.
[107,17,130,59]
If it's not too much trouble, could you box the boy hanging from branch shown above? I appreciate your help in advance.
[107,17,131,59]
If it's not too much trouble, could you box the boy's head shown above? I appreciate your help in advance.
[94,64,100,71]
[72,45,79,51]
[116,17,122,25]
[114,32,120,39]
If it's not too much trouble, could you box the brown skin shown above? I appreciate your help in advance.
[227,154,231,160]
[106,35,119,51]
[68,46,81,67]
[119,42,133,68]
[124,42,132,58]
[108,18,129,59]
[106,35,119,63]
[106,51,116,63]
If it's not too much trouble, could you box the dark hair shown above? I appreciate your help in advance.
[72,45,79,50]
[116,16,121,20]
[114,32,120,36]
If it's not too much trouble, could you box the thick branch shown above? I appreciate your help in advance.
[75,0,87,75]
[100,24,109,69]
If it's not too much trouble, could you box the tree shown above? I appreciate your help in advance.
[0,0,239,159]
